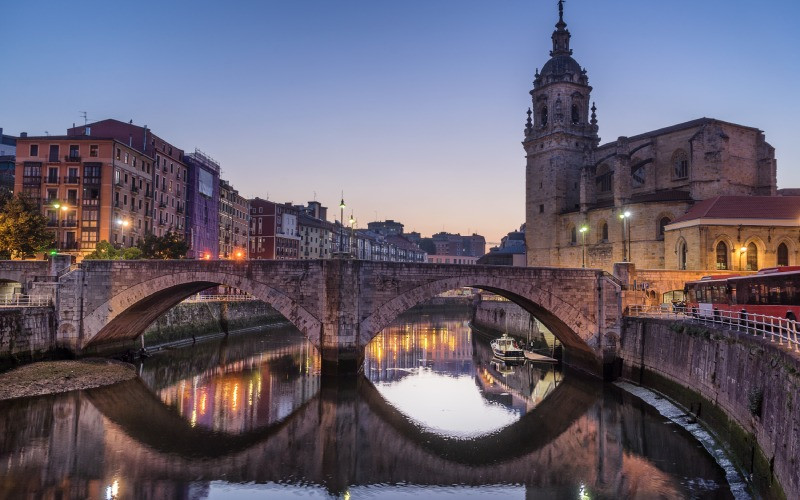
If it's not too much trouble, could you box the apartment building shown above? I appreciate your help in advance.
[219,179,249,259]
[14,134,154,254]
[249,198,300,259]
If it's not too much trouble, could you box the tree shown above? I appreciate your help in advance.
[0,195,54,259]
[84,240,143,260]
[138,231,189,259]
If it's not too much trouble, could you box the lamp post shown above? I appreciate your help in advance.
[115,219,130,247]
[739,246,747,270]
[349,214,356,258]
[579,225,588,268]
[52,202,69,250]
[619,211,631,262]
[339,195,346,254]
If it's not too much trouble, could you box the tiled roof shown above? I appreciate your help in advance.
[670,196,800,224]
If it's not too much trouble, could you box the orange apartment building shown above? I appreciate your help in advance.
[14,134,155,256]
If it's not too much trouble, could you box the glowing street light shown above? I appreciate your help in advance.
[579,225,588,268]
[619,211,632,262]
[115,219,130,246]
[739,246,747,270]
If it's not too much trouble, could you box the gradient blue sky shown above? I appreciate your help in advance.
[3,1,799,244]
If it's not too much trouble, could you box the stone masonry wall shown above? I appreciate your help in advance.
[0,307,57,365]
[472,300,540,339]
[143,300,285,345]
[620,317,799,498]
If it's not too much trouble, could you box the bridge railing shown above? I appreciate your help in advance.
[627,305,800,351]
[182,294,258,303]
[0,295,53,308]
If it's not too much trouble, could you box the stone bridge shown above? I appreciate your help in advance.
[0,258,623,374]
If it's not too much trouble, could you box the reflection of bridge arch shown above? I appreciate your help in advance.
[360,275,598,356]
[88,371,595,466]
[82,269,322,348]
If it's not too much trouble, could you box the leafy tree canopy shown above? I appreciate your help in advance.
[84,240,143,260]
[137,231,189,259]
[0,195,54,259]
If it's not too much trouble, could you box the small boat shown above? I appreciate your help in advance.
[523,350,558,363]
[491,334,525,360]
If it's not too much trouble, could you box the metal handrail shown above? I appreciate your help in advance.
[0,295,53,307]
[627,304,800,351]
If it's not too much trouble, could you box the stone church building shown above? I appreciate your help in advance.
[525,3,796,273]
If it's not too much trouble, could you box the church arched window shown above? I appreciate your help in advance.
[540,106,548,127]
[569,226,577,245]
[571,104,579,124]
[672,150,689,179]
[778,242,789,266]
[599,221,608,242]
[658,217,671,240]
[631,163,646,187]
[716,241,728,270]
[677,240,687,270]
[596,164,613,193]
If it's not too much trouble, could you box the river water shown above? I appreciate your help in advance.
[0,307,737,499]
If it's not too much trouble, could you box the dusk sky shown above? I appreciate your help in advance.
[4,0,799,245]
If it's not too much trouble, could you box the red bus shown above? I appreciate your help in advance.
[685,266,800,322]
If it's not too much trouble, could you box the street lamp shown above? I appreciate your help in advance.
[349,214,356,258]
[52,202,69,250]
[739,246,747,270]
[579,225,588,268]
[619,211,631,262]
[115,219,130,246]
[339,194,346,254]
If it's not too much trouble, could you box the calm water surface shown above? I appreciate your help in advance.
[0,308,736,499]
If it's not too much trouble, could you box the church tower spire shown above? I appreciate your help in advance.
[524,1,599,267]
[551,0,572,57]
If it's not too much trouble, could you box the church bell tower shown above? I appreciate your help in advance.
[524,0,599,266]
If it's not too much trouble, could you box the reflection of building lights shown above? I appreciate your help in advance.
[106,479,120,499]
[579,483,590,500]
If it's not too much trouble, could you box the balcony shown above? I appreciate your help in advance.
[62,220,77,228]
[64,155,81,163]
[176,205,184,214]
[115,180,124,188]
[83,198,99,206]
[23,177,42,186]
[158,219,165,226]
[131,184,139,193]
[59,241,80,251]
[159,201,166,208]
[114,200,120,208]
[64,176,80,184]
[47,220,59,227]
[48,156,61,163]
[45,176,59,184]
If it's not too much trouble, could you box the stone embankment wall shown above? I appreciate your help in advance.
[472,300,538,338]
[620,317,798,499]
[143,300,285,345]
[0,308,57,366]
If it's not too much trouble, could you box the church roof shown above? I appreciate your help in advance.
[597,118,762,150]
[669,196,800,226]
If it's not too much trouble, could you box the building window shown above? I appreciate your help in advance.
[570,226,577,245]
[631,164,646,187]
[716,241,728,270]
[90,145,98,157]
[116,148,121,160]
[571,104,579,124]
[746,242,758,271]
[672,150,688,179]
[600,222,608,242]
[658,217,671,240]
[777,242,789,266]
[596,171,613,193]
[540,106,548,127]
[30,144,39,157]
[677,240,687,270]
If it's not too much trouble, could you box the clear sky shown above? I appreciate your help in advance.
[3,1,799,245]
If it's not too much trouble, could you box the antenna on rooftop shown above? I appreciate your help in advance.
[313,191,317,201]
[80,111,88,125]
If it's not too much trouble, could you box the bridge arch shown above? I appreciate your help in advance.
[82,270,322,348]
[360,275,599,355]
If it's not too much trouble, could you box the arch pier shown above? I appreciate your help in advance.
[5,259,623,377]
